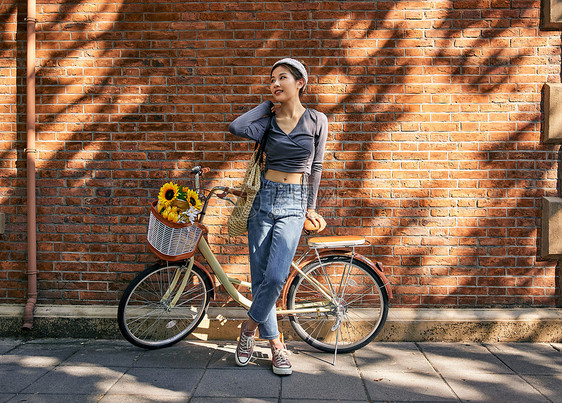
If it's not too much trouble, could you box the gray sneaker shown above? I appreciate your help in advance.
[235,321,255,366]
[271,344,292,375]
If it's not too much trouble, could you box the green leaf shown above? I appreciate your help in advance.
[177,185,188,201]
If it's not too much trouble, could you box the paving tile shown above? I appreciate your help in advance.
[418,343,513,375]
[2,339,560,403]
[521,374,562,403]
[0,343,80,367]
[61,343,143,367]
[0,339,21,355]
[106,367,202,398]
[484,343,562,375]
[7,394,101,402]
[133,341,214,369]
[207,342,272,369]
[21,365,125,395]
[289,342,357,372]
[24,338,88,345]
[86,339,138,348]
[208,341,356,371]
[354,342,434,373]
[0,364,51,394]
[443,372,549,403]
[360,369,457,402]
[280,400,366,403]
[281,368,368,401]
[100,395,188,403]
[194,368,280,398]
[191,399,276,403]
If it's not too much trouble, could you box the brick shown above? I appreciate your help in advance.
[0,0,558,309]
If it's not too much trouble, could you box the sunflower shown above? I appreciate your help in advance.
[158,182,179,207]
[185,188,202,211]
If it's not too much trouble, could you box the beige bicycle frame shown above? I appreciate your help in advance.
[197,237,336,315]
[163,257,194,309]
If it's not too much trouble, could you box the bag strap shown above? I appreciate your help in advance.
[255,113,273,166]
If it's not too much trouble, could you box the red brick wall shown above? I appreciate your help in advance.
[1,0,560,307]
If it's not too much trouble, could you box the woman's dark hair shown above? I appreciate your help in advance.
[271,60,307,97]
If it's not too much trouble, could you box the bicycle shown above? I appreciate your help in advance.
[117,166,392,360]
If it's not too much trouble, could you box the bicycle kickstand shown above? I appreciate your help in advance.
[332,327,340,366]
[331,310,343,366]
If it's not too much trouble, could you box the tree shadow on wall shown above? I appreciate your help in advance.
[4,0,559,306]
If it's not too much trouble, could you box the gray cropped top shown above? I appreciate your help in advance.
[228,100,328,209]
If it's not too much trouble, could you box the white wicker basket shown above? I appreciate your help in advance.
[147,202,204,260]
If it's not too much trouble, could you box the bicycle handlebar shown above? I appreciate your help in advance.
[191,167,245,199]
[193,166,322,234]
[191,167,246,223]
[190,166,210,176]
[217,187,246,199]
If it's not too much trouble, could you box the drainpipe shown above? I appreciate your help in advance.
[22,0,37,330]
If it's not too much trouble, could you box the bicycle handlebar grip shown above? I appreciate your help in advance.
[230,188,246,198]
[191,166,211,175]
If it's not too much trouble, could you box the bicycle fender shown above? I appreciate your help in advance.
[281,249,392,308]
[195,260,216,299]
[196,260,217,299]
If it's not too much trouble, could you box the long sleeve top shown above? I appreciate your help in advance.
[229,100,328,209]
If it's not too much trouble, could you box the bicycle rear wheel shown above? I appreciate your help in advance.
[286,254,389,353]
[118,262,212,349]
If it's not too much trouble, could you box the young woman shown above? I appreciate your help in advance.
[228,58,328,375]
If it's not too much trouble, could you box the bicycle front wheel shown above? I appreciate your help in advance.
[118,262,212,349]
[286,255,389,353]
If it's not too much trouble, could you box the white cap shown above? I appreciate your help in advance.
[272,58,308,88]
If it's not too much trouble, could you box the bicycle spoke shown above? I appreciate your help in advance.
[130,308,168,340]
[337,262,352,301]
[318,265,337,298]
[300,318,328,341]
[126,305,166,325]
[341,284,378,306]
[287,255,389,353]
[118,265,211,348]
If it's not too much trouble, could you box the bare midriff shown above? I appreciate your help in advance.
[265,169,303,184]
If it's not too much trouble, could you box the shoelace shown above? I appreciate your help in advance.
[238,331,254,354]
[272,347,291,366]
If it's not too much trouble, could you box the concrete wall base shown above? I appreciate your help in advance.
[1,305,560,342]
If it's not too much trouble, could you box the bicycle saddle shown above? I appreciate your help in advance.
[307,235,365,248]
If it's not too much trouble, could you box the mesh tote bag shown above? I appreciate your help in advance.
[227,115,272,237]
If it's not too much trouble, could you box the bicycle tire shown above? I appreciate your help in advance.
[118,262,212,349]
[286,254,389,353]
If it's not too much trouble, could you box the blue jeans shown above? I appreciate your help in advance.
[247,177,307,340]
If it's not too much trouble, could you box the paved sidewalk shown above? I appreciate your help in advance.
[0,338,560,402]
